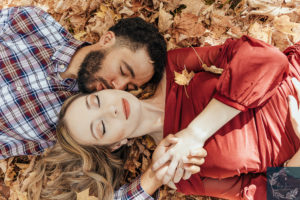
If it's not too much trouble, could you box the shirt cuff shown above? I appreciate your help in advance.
[214,93,248,111]
[114,176,160,200]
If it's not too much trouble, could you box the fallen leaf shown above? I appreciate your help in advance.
[174,67,195,86]
[77,188,98,200]
[158,2,173,32]
[173,13,205,43]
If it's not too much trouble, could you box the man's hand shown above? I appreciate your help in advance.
[289,77,300,140]
[152,129,206,184]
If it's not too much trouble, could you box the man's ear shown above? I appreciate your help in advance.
[98,31,116,48]
[110,139,128,152]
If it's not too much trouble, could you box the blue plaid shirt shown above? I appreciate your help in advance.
[0,6,158,199]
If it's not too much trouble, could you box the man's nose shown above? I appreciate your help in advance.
[112,78,129,90]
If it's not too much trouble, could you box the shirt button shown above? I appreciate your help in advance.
[16,87,21,91]
[46,77,51,81]
[59,64,65,69]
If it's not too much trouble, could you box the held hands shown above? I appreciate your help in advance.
[289,77,300,140]
[152,128,206,184]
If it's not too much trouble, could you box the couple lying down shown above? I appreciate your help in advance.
[26,36,300,200]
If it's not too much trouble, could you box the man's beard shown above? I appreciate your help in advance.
[77,50,111,93]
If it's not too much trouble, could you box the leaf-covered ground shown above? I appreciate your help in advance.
[0,0,300,199]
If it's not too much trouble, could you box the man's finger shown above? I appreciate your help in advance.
[173,167,184,183]
[166,157,179,178]
[152,153,172,171]
[160,135,178,147]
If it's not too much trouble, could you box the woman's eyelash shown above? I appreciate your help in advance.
[102,120,106,134]
[96,95,100,107]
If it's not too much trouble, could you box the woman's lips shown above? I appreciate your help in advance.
[122,98,130,120]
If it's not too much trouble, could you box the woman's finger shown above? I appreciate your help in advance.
[183,164,201,174]
[183,171,192,180]
[190,148,207,157]
[183,157,205,166]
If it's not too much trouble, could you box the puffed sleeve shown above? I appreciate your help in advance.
[213,35,289,111]
[166,43,226,73]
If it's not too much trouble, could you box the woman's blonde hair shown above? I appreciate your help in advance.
[26,94,125,200]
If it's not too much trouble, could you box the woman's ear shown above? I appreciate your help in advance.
[110,139,128,152]
[98,31,116,48]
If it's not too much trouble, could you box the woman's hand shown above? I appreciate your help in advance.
[152,128,206,184]
[289,77,300,140]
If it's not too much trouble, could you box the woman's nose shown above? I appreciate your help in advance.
[106,105,118,118]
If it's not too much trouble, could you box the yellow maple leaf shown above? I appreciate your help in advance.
[73,31,87,41]
[174,67,195,86]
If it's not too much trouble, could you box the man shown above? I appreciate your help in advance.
[0,6,204,200]
[0,6,166,159]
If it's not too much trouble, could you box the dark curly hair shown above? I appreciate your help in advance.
[109,17,167,86]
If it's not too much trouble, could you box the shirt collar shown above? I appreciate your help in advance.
[51,37,90,71]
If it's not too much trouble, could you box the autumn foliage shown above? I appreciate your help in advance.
[0,0,300,199]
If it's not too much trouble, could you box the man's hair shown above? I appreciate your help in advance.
[109,17,167,86]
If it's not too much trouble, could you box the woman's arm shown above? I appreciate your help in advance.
[153,36,290,184]
[286,78,300,167]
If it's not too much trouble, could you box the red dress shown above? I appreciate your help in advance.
[163,36,300,200]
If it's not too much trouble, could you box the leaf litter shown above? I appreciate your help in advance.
[1,0,300,199]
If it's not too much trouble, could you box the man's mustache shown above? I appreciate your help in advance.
[96,77,113,89]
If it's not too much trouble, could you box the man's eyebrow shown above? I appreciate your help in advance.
[123,61,135,78]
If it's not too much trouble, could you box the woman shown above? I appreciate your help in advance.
[30,35,300,200]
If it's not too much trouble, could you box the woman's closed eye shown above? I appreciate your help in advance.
[92,120,106,139]
[88,94,100,109]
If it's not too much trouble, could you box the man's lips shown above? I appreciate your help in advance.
[122,98,130,120]
[96,82,105,91]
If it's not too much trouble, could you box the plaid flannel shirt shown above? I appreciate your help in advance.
[0,6,158,199]
[114,176,159,200]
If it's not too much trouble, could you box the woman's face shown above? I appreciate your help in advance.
[64,89,142,146]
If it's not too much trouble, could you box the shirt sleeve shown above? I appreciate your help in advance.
[213,35,289,111]
[114,176,159,200]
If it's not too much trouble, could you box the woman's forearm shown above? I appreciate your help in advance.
[188,98,241,143]
[286,148,300,167]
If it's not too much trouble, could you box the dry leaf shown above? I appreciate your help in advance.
[174,67,195,86]
[158,2,173,32]
[77,188,98,200]
[248,21,272,44]
[274,15,300,36]
[202,64,223,74]
[173,13,205,43]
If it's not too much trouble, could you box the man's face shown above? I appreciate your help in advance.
[77,47,154,93]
